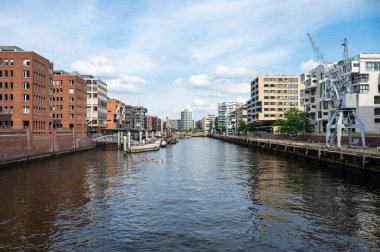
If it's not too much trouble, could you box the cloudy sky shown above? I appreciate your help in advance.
[1,0,380,119]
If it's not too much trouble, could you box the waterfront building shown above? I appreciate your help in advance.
[166,118,181,131]
[181,108,193,130]
[200,115,216,133]
[302,53,380,133]
[226,111,236,134]
[157,118,162,131]
[52,71,87,134]
[145,115,153,130]
[248,75,304,132]
[106,98,127,131]
[217,102,243,131]
[0,46,53,134]
[81,75,107,133]
[132,106,147,130]
[152,116,158,131]
[235,104,248,125]
[124,104,134,130]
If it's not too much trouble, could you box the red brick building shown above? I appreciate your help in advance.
[0,46,53,135]
[52,71,87,134]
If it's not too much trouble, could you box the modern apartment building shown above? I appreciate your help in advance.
[180,108,193,130]
[52,71,87,134]
[106,98,127,131]
[235,104,248,125]
[0,46,53,134]
[166,118,181,130]
[81,75,107,133]
[302,53,380,134]
[132,106,147,130]
[249,75,304,132]
[217,102,242,131]
[200,114,216,133]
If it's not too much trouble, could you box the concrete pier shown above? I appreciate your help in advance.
[209,134,380,176]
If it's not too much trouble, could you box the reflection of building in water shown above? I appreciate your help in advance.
[250,153,380,245]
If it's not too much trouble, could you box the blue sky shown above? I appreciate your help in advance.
[1,0,380,120]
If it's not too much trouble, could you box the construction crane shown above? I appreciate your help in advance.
[307,34,366,148]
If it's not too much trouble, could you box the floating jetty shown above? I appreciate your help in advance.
[126,141,161,153]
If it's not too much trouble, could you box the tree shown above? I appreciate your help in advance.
[246,122,256,132]
[237,120,247,132]
[274,108,309,134]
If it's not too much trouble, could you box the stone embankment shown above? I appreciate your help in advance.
[0,129,94,167]
[209,134,380,176]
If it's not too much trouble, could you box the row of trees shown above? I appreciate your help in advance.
[236,108,309,134]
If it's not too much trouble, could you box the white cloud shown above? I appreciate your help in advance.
[71,57,117,78]
[173,78,183,85]
[214,66,252,79]
[106,75,149,94]
[300,59,320,73]
[188,74,210,87]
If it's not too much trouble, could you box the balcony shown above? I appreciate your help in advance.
[305,78,317,88]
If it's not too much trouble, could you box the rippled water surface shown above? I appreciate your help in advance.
[0,138,379,251]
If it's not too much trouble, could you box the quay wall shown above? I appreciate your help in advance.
[0,129,94,166]
[209,134,380,177]
[232,132,380,147]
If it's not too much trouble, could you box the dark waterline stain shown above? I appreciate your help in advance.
[0,138,379,251]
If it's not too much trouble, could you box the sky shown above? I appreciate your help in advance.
[1,0,380,120]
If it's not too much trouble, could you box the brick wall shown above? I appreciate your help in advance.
[0,129,93,164]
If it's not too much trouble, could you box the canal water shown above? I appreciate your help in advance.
[0,138,379,251]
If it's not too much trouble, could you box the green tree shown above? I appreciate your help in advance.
[274,108,309,134]
[237,120,247,132]
[246,122,256,132]
[220,126,226,133]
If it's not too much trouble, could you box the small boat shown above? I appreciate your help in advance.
[160,140,167,148]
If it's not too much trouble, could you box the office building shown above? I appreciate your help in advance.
[249,75,304,132]
[181,108,193,130]
[0,46,53,134]
[52,71,87,134]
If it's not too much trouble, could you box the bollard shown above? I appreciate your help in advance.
[123,135,127,152]
[139,131,142,144]
[146,131,148,141]
[128,133,131,149]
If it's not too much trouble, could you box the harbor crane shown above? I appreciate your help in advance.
[307,33,366,148]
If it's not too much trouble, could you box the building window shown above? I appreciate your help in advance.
[69,97,74,102]
[23,70,30,78]
[23,94,30,102]
[10,94,13,101]
[366,62,380,71]
[10,82,13,89]
[23,59,30,66]
[23,82,30,90]
[5,59,8,66]
[0,58,2,66]
[10,70,13,78]
[10,106,13,114]
[359,84,369,93]
[375,118,380,123]
[375,96,380,105]
[69,80,74,85]
[10,59,14,66]
[23,106,30,114]
[69,114,74,119]
[69,88,75,94]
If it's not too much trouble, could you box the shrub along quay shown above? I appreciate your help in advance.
[209,134,380,177]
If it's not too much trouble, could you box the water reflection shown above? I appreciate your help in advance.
[0,138,379,251]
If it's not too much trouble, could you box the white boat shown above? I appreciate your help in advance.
[160,140,167,148]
